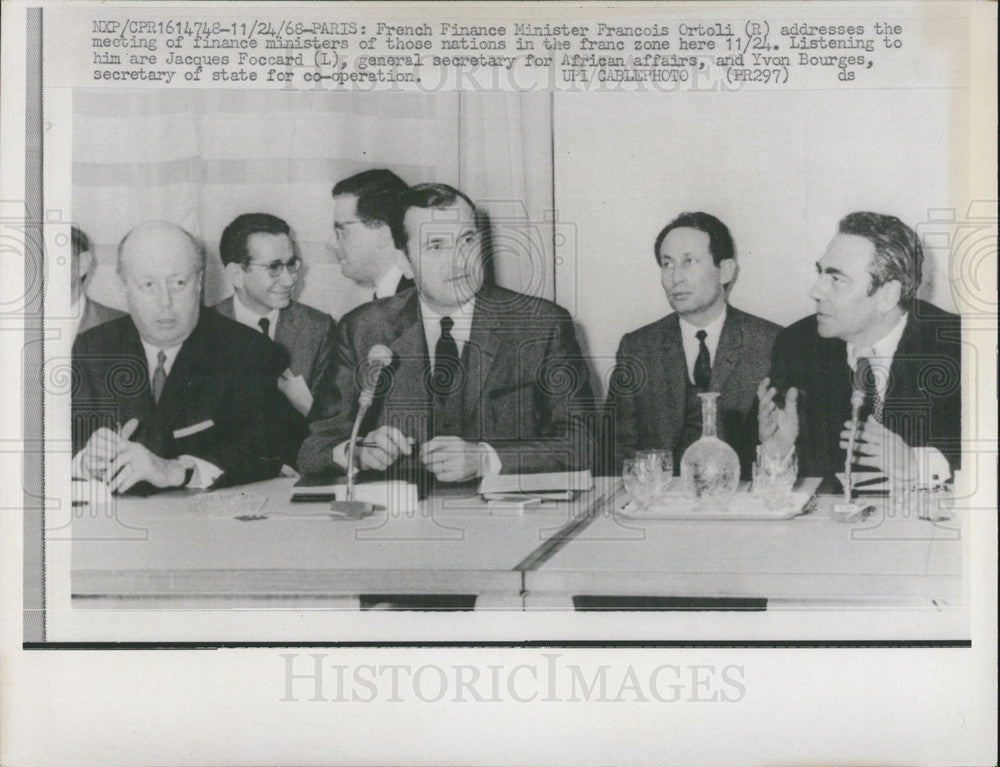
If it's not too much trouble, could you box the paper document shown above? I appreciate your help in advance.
[478,470,593,501]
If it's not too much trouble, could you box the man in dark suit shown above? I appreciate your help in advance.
[758,212,961,487]
[212,212,336,417]
[330,169,415,299]
[299,183,594,482]
[72,221,298,494]
[71,225,125,340]
[604,212,780,476]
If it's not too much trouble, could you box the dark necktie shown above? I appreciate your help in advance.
[853,354,883,423]
[258,317,270,337]
[433,316,461,400]
[151,350,167,403]
[854,353,872,417]
[694,329,711,391]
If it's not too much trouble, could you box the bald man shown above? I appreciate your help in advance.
[72,221,301,494]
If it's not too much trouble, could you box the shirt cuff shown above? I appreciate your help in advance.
[479,443,502,476]
[332,441,351,470]
[71,449,88,479]
[179,455,223,489]
[913,447,952,487]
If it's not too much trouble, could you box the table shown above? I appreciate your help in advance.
[524,480,963,610]
[70,477,962,613]
[70,476,618,609]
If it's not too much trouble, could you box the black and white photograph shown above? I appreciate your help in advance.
[1,1,996,765]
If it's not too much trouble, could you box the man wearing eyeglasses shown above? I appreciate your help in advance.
[299,183,594,483]
[72,220,297,494]
[330,169,415,300]
[213,213,337,418]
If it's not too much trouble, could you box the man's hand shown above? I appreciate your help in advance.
[278,368,313,416]
[757,377,799,458]
[79,426,122,480]
[839,417,918,485]
[105,419,187,493]
[420,437,488,483]
[357,425,413,471]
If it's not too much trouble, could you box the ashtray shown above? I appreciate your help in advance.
[190,490,267,518]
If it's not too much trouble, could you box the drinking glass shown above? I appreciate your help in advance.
[752,447,798,509]
[635,449,674,502]
[622,457,661,510]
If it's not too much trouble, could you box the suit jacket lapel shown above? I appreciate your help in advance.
[275,303,299,370]
[384,291,432,405]
[462,289,504,425]
[711,309,744,396]
[884,313,916,405]
[115,318,157,436]
[658,315,688,447]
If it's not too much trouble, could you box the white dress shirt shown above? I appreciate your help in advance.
[232,295,279,340]
[374,264,406,299]
[678,306,727,384]
[70,296,84,342]
[846,311,908,402]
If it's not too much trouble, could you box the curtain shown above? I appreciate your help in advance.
[459,92,555,300]
[73,89,462,318]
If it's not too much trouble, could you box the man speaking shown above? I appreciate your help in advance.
[757,212,961,487]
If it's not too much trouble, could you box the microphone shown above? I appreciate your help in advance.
[341,345,394,509]
[358,344,394,408]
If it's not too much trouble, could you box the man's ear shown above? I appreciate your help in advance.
[876,279,903,312]
[375,223,394,249]
[396,250,414,279]
[224,262,245,291]
[77,249,93,283]
[719,258,737,287]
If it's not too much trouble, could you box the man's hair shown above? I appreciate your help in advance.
[332,169,408,228]
[71,225,90,259]
[390,183,477,253]
[839,211,923,309]
[116,222,205,278]
[219,213,292,267]
[653,211,735,267]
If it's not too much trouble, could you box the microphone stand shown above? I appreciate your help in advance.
[344,398,372,502]
[834,389,867,520]
[843,389,864,506]
[331,346,391,517]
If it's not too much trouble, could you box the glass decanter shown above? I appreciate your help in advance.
[680,392,740,507]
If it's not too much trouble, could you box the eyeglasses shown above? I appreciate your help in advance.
[244,257,301,278]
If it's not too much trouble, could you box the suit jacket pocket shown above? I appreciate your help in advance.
[486,383,539,441]
[172,419,215,439]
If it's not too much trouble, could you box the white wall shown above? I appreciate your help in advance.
[553,89,959,396]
